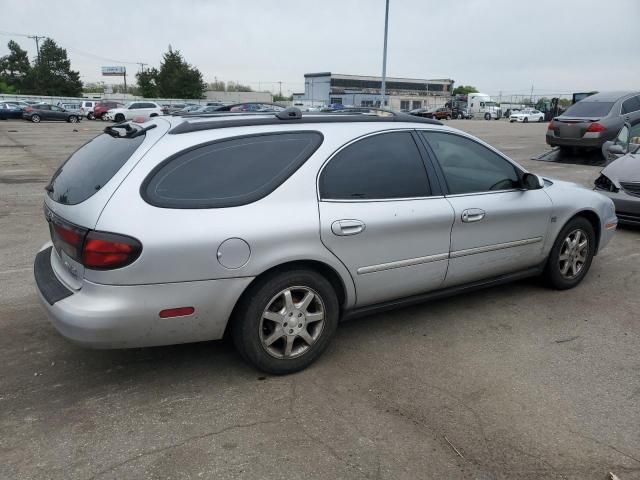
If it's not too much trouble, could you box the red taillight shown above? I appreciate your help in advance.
[25,106,32,112]
[547,122,553,130]
[159,307,195,318]
[586,122,606,133]
[82,231,142,269]
[53,223,82,246]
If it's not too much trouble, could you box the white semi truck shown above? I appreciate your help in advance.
[467,93,502,120]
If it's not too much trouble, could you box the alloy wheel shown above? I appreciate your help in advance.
[259,286,325,359]
[558,229,588,279]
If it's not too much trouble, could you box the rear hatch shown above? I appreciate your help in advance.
[43,119,169,289]
[551,101,614,138]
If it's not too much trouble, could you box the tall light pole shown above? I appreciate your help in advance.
[380,0,390,107]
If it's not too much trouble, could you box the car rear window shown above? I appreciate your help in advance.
[47,132,146,205]
[563,101,614,117]
[143,132,323,208]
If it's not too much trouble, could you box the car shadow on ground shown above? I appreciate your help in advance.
[532,147,606,166]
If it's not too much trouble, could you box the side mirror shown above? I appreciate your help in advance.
[522,172,544,190]
[608,144,625,155]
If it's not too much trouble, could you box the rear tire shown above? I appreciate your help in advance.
[544,217,595,290]
[115,113,125,123]
[484,113,491,120]
[231,269,339,374]
[457,112,463,119]
[87,112,95,120]
[523,117,529,123]
[31,114,40,123]
[538,116,544,122]
[446,115,451,120]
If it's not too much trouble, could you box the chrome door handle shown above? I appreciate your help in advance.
[331,219,366,236]
[461,208,485,223]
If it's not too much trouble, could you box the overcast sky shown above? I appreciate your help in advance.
[2,0,639,97]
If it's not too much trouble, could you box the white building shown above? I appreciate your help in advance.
[293,72,454,110]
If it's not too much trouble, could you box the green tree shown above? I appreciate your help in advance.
[226,81,253,92]
[558,98,571,108]
[26,38,82,96]
[452,85,478,96]
[136,68,159,98]
[156,46,205,99]
[208,79,226,91]
[0,40,31,92]
[273,93,292,102]
[0,80,17,93]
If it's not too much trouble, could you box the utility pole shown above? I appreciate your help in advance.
[278,81,282,98]
[530,84,534,104]
[28,35,46,63]
[379,0,390,107]
[137,62,147,73]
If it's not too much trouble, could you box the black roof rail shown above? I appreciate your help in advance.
[169,107,442,135]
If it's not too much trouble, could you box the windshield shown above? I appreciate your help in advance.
[563,101,614,117]
[46,131,146,205]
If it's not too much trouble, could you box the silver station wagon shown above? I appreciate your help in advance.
[34,108,618,374]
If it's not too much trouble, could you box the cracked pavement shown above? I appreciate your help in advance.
[1,120,639,479]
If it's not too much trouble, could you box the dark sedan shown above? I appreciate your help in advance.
[546,91,640,151]
[22,104,82,123]
[0,102,24,120]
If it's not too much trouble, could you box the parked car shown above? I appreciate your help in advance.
[0,102,24,119]
[174,104,203,115]
[509,109,545,123]
[409,107,435,118]
[162,103,197,115]
[79,100,97,119]
[22,104,81,123]
[451,106,473,119]
[58,102,82,113]
[181,105,222,115]
[601,119,640,163]
[431,107,453,120]
[547,91,640,151]
[104,101,163,122]
[594,151,640,225]
[93,101,124,120]
[34,109,617,374]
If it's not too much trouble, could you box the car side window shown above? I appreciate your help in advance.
[621,96,640,114]
[144,132,323,208]
[51,105,62,112]
[421,131,520,195]
[319,131,431,200]
[129,103,140,109]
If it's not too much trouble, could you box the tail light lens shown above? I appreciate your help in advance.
[586,122,606,133]
[25,106,32,112]
[547,122,553,130]
[82,231,142,269]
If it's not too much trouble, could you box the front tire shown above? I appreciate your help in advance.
[231,269,339,374]
[87,112,95,120]
[484,113,491,120]
[457,112,463,119]
[31,114,41,123]
[114,113,125,123]
[68,115,79,123]
[544,217,595,290]
[523,117,529,123]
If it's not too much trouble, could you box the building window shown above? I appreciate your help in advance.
[400,100,410,111]
[330,97,343,105]
[412,101,422,110]
[361,100,374,107]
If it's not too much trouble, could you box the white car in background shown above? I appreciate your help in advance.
[104,101,163,123]
[510,109,545,123]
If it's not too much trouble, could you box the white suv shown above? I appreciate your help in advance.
[105,101,163,123]
[79,100,97,119]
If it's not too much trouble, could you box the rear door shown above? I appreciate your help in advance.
[318,130,454,306]
[419,130,552,287]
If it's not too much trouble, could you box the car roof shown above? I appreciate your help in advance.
[582,91,639,102]
[165,108,443,135]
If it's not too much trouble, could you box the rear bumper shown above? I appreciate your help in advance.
[34,245,254,348]
[546,132,605,148]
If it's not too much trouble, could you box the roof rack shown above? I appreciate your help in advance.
[169,107,442,134]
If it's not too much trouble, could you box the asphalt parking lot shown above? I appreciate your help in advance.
[1,118,639,480]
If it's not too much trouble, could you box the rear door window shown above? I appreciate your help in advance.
[319,131,430,200]
[143,132,323,208]
[564,101,614,117]
[621,96,640,114]
[47,131,147,205]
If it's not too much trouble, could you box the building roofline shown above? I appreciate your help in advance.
[304,72,453,83]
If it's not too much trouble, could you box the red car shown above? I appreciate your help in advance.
[93,101,124,120]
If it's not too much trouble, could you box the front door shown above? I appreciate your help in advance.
[318,130,454,306]
[419,130,553,287]
[49,105,67,121]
